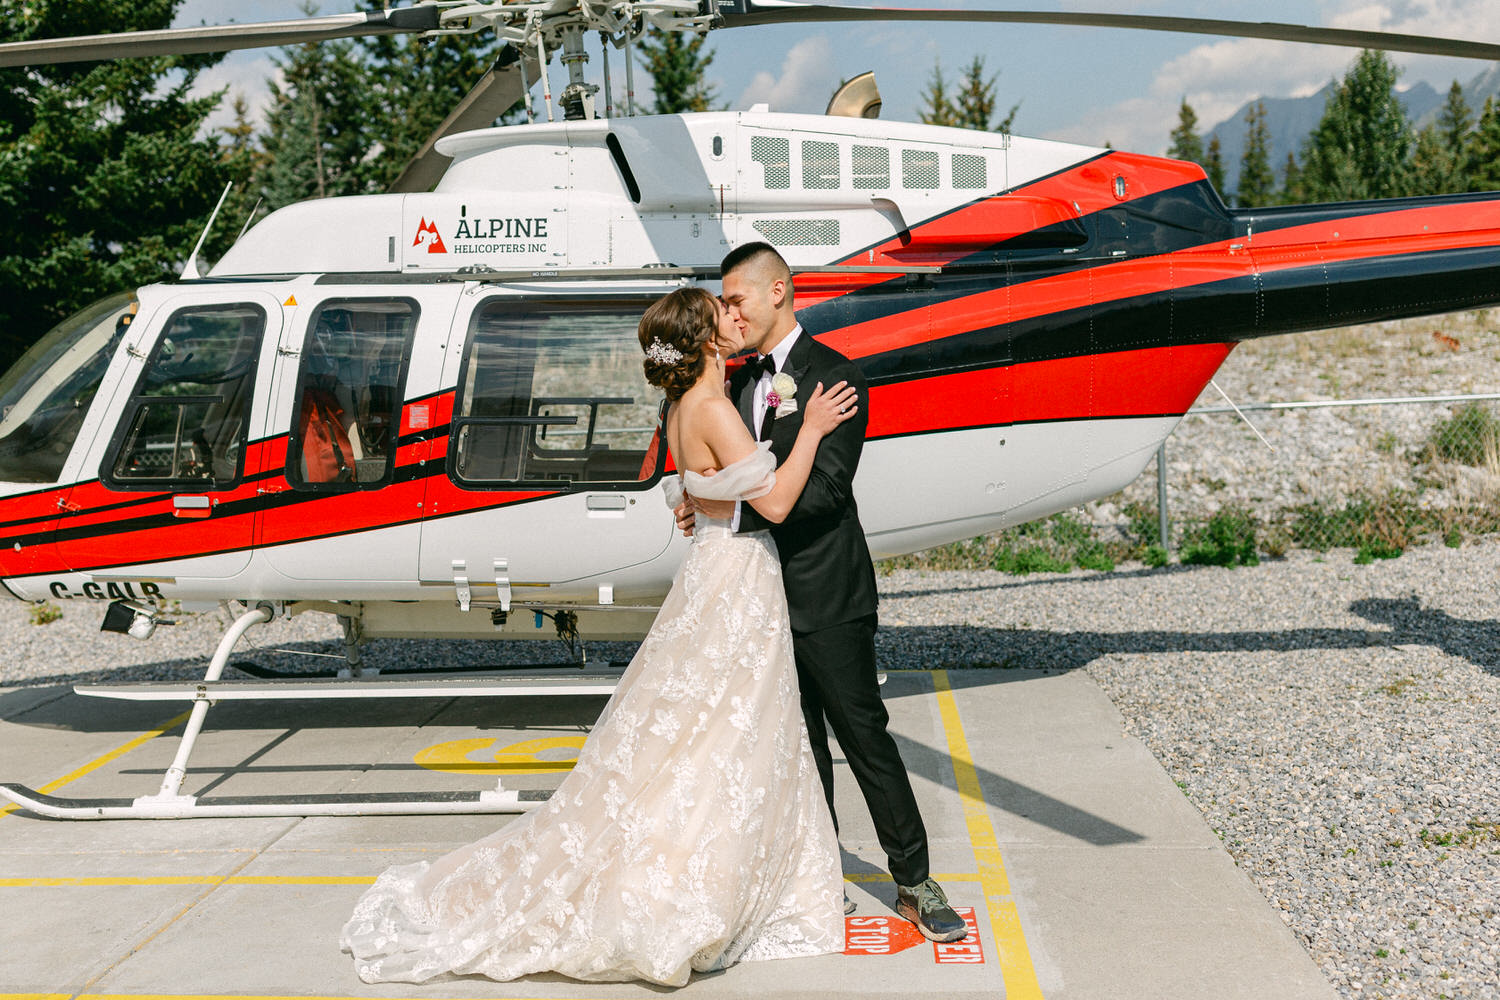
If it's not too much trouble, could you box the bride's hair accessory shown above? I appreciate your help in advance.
[645,337,685,365]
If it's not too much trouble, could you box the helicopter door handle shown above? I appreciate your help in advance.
[173,495,213,519]
[586,495,627,518]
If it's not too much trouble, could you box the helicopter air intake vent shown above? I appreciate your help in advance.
[752,219,841,246]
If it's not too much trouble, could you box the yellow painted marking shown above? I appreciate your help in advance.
[0,875,375,888]
[0,995,606,1000]
[283,294,297,306]
[933,669,1044,999]
[414,734,584,775]
[3,873,990,889]
[1,710,190,818]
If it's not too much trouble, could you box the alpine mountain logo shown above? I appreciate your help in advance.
[412,217,447,254]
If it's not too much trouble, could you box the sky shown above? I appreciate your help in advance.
[176,1,1500,155]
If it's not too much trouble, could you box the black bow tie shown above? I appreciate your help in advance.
[749,354,777,379]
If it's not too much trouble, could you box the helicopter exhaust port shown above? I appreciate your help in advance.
[100,599,173,640]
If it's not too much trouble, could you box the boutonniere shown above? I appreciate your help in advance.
[767,372,798,416]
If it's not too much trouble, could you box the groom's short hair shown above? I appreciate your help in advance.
[721,242,792,291]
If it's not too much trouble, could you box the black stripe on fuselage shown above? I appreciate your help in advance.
[854,242,1500,384]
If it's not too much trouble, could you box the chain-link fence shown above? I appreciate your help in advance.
[1141,392,1500,563]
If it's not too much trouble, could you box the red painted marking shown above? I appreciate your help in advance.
[844,914,928,956]
[933,908,984,964]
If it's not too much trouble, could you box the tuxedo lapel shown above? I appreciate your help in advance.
[769,333,817,452]
[731,362,756,434]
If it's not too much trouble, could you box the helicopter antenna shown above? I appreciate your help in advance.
[235,197,265,245]
[182,182,233,281]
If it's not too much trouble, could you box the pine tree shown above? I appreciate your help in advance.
[952,56,1018,133]
[1203,135,1226,194]
[1237,102,1275,207]
[353,0,513,190]
[1466,97,1500,192]
[254,31,374,211]
[919,61,958,127]
[640,26,717,114]
[1166,99,1204,163]
[1439,80,1473,156]
[0,0,231,370]
[1280,153,1303,204]
[1298,49,1414,201]
[1409,124,1451,196]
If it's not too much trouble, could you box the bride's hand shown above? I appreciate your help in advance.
[799,381,859,437]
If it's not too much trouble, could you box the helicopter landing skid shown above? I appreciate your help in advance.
[0,784,550,820]
[1,602,620,820]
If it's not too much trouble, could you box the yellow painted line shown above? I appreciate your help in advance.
[1,709,191,818]
[933,669,1044,1000]
[0,995,609,1000]
[4,872,982,889]
[0,874,375,888]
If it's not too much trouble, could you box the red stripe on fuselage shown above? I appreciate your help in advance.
[864,341,1232,438]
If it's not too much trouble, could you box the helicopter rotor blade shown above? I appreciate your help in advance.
[717,2,1500,62]
[388,45,541,194]
[0,7,441,68]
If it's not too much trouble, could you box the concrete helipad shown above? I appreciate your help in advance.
[0,667,1337,999]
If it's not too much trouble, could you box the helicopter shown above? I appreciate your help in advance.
[3,0,1500,819]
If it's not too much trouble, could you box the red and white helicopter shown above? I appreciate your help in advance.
[2,1,1499,818]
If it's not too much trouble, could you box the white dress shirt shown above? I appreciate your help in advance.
[734,324,803,531]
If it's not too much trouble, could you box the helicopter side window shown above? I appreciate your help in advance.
[903,148,941,190]
[852,145,890,190]
[449,299,661,490]
[286,299,418,490]
[750,135,791,189]
[953,153,987,190]
[802,140,840,189]
[104,303,264,489]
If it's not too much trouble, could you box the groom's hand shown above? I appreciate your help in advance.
[692,496,735,520]
[673,498,696,537]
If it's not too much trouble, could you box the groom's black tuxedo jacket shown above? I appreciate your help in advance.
[732,329,879,634]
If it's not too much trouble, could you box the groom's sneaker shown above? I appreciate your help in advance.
[896,878,967,942]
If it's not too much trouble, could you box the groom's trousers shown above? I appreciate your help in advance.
[792,613,930,888]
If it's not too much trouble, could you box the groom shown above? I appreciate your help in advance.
[682,242,967,943]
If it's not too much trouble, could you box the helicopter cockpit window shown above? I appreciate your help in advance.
[286,299,417,490]
[450,299,662,490]
[104,303,264,488]
[0,291,134,484]
[750,135,791,189]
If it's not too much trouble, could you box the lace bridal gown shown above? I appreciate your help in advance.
[340,444,845,986]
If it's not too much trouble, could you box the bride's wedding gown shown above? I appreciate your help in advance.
[340,445,844,986]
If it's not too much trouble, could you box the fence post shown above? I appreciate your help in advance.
[1156,441,1170,555]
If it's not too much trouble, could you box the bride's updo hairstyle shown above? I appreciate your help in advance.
[638,287,717,401]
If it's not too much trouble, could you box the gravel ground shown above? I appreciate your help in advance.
[4,539,1497,999]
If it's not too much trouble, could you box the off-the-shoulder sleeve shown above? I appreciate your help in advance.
[681,442,776,501]
[660,475,685,510]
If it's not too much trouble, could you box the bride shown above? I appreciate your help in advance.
[340,287,860,986]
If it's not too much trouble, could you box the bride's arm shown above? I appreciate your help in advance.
[699,384,858,524]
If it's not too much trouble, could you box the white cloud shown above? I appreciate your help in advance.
[1045,0,1500,153]
[734,36,839,113]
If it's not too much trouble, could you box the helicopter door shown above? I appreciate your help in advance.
[56,294,280,580]
[254,293,437,585]
[418,296,672,602]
